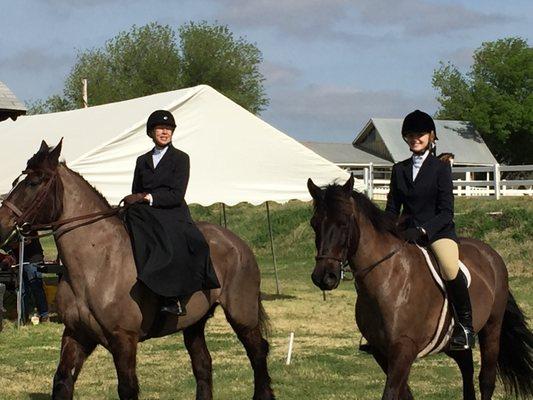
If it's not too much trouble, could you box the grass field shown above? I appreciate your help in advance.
[0,197,531,399]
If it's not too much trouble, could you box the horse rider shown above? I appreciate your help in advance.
[385,109,475,351]
[122,110,220,316]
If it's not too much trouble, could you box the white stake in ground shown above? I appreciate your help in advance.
[286,332,295,365]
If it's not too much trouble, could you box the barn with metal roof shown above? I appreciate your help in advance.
[300,141,391,168]
[0,81,27,122]
[353,118,497,166]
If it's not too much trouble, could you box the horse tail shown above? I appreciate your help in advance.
[497,290,533,399]
[258,294,271,339]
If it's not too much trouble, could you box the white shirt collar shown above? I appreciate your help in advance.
[153,146,169,155]
[412,150,429,162]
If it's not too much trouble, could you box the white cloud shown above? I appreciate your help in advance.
[261,61,302,86]
[215,0,356,40]
[263,84,438,141]
[349,0,511,35]
[215,0,512,40]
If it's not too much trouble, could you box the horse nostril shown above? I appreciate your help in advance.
[311,272,321,286]
[324,272,338,286]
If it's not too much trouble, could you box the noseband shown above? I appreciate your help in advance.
[314,212,408,280]
[1,168,122,245]
[3,169,59,232]
[315,216,356,268]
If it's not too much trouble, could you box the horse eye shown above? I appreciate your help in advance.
[27,177,41,187]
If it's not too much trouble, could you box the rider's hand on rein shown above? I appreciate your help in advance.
[122,193,149,206]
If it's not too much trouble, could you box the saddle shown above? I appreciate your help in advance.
[415,245,471,358]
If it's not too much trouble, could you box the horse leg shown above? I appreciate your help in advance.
[381,339,417,400]
[52,328,97,400]
[109,330,139,400]
[478,321,502,400]
[445,350,476,400]
[373,348,414,400]
[183,315,213,400]
[225,312,275,400]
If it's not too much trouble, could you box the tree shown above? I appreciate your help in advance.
[30,23,180,112]
[178,21,268,114]
[432,37,532,164]
[28,22,268,115]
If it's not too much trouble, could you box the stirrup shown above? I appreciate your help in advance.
[160,299,187,316]
[449,323,475,351]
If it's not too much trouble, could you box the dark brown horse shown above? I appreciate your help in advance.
[307,175,533,400]
[0,140,275,400]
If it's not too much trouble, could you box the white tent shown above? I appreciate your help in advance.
[0,85,359,205]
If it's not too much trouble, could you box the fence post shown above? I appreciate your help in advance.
[17,235,25,328]
[493,163,501,200]
[363,167,369,196]
[368,162,374,200]
[465,171,471,197]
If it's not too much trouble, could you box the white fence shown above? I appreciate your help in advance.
[344,163,533,201]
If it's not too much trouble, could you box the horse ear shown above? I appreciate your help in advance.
[342,173,354,195]
[48,138,63,166]
[39,140,49,153]
[307,178,323,201]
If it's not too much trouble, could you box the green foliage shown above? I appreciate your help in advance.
[67,23,181,107]
[178,21,269,114]
[28,22,268,115]
[432,37,533,164]
[27,94,72,114]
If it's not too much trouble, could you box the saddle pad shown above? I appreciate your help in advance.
[415,245,471,358]
[416,245,471,290]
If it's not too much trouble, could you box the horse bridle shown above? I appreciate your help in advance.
[314,215,356,269]
[3,168,59,233]
[1,168,123,246]
[314,212,409,279]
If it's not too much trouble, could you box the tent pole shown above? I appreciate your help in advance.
[266,201,280,295]
[221,203,227,228]
[17,235,25,328]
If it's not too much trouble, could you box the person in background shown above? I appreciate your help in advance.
[2,236,49,323]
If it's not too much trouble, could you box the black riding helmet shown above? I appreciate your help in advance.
[401,110,438,140]
[146,110,176,137]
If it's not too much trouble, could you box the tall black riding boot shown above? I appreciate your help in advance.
[160,297,187,316]
[444,270,475,351]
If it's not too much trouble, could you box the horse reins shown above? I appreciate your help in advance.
[314,214,409,279]
[3,168,59,230]
[353,240,409,279]
[1,168,125,244]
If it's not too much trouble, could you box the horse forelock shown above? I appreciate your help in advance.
[321,185,353,218]
[318,183,399,237]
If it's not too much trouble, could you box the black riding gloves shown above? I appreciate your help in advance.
[401,227,426,243]
[122,193,148,206]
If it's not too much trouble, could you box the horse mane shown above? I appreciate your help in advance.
[60,162,112,208]
[319,184,400,237]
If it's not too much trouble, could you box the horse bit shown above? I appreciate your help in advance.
[314,214,408,279]
[1,168,122,247]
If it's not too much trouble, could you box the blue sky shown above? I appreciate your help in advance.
[1,0,531,142]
